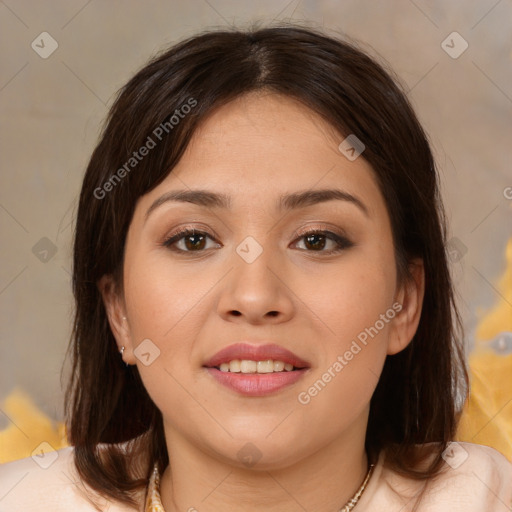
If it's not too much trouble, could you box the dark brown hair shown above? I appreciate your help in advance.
[66,22,468,508]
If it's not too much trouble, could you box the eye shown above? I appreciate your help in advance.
[162,228,220,253]
[292,229,354,254]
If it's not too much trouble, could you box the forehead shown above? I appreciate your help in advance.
[139,92,384,217]
[183,92,344,176]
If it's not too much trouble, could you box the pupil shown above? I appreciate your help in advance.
[305,234,325,250]
[185,234,205,250]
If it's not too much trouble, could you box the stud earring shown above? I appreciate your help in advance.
[119,346,130,367]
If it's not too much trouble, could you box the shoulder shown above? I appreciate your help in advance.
[450,441,512,479]
[434,441,512,486]
[0,447,141,512]
[429,442,512,504]
[372,442,512,511]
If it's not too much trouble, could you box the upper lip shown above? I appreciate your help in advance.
[203,342,310,369]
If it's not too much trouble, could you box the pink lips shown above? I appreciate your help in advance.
[205,368,308,396]
[203,342,310,397]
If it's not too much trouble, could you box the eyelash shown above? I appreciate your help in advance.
[162,226,354,255]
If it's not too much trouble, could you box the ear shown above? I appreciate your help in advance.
[97,274,136,365]
[387,258,425,355]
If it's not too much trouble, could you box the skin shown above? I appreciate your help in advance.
[100,91,424,512]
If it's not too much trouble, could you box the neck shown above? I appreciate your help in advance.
[159,415,369,512]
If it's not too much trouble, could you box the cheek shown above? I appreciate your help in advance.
[121,252,211,409]
[296,248,396,411]
[295,264,393,432]
[123,249,213,342]
[304,252,397,345]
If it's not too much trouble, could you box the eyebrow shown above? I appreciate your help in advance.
[145,187,369,221]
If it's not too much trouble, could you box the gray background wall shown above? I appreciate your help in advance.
[1,0,511,422]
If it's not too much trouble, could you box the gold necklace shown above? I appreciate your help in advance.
[339,462,375,511]
[146,461,376,512]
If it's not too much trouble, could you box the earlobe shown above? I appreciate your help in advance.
[97,275,134,364]
[387,259,425,356]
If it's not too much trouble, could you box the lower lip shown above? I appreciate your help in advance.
[204,368,308,396]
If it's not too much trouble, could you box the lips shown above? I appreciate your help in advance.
[203,342,310,369]
[205,367,308,396]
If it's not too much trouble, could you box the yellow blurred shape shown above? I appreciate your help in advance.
[0,388,68,463]
[456,237,512,460]
[475,237,512,342]
[457,351,512,459]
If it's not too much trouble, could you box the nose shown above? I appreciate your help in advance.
[216,245,295,325]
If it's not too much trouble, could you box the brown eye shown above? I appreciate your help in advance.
[293,230,353,254]
[163,229,219,253]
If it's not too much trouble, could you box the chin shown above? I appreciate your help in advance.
[203,432,310,471]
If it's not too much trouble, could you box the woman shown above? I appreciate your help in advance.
[1,23,511,512]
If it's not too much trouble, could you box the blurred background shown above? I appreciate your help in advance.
[0,0,511,461]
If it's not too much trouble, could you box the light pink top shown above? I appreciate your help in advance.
[0,442,511,511]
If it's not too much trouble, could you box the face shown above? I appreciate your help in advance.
[101,91,423,469]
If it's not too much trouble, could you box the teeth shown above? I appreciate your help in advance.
[257,360,274,373]
[229,360,241,373]
[240,360,257,373]
[273,360,284,371]
[217,359,298,373]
